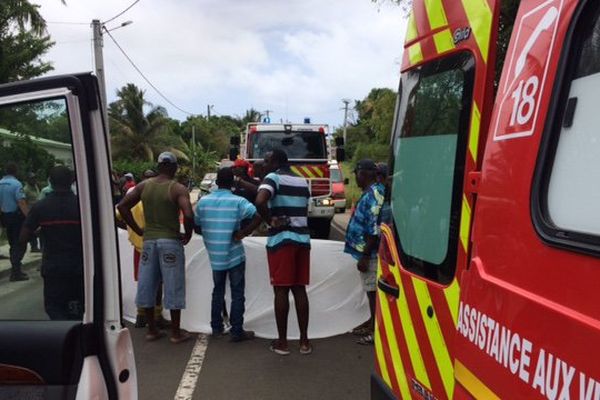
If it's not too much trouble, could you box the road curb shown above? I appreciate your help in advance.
[0,258,40,281]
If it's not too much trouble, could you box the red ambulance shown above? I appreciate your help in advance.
[374,0,600,398]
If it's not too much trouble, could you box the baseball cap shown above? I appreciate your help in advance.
[124,172,134,179]
[157,151,177,164]
[143,169,157,178]
[354,159,377,173]
[233,158,250,169]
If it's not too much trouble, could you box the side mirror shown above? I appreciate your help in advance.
[335,137,344,147]
[336,148,346,162]
[230,136,241,146]
[229,147,239,161]
[344,178,349,185]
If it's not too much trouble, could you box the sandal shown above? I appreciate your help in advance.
[145,331,166,342]
[351,326,372,336]
[299,341,313,355]
[269,340,291,356]
[170,330,193,344]
[357,334,374,345]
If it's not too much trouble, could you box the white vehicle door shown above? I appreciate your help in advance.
[0,74,136,400]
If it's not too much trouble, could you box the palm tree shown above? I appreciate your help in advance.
[1,1,47,36]
[109,84,189,162]
[0,0,63,83]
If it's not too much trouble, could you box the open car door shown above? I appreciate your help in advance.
[0,74,136,399]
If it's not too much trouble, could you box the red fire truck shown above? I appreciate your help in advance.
[231,122,343,239]
[374,0,600,399]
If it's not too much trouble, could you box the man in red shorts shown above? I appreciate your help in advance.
[255,149,312,355]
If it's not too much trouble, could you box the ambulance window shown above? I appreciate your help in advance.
[536,3,600,250]
[0,98,85,321]
[390,52,474,283]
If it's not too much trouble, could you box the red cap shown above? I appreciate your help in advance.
[233,159,250,169]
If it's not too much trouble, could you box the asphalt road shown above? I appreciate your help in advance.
[0,213,373,400]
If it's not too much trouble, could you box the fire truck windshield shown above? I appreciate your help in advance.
[249,131,327,160]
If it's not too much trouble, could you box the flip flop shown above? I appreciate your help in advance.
[357,334,374,345]
[145,331,166,342]
[269,340,291,356]
[351,326,372,336]
[170,330,193,344]
[299,342,313,355]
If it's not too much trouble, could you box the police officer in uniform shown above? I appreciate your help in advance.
[0,162,29,281]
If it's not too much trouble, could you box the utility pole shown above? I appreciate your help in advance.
[92,20,109,132]
[342,99,350,145]
[207,104,213,119]
[191,125,196,184]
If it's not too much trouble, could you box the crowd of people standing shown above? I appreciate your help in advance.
[116,148,388,353]
[0,147,388,351]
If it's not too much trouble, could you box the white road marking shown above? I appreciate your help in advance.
[174,334,209,400]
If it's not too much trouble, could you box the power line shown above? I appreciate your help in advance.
[102,0,141,25]
[47,21,89,25]
[55,39,93,45]
[103,28,197,116]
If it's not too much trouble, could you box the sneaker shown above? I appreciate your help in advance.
[9,272,29,282]
[230,330,255,342]
[134,314,147,328]
[269,340,291,356]
[299,341,313,355]
[211,329,228,338]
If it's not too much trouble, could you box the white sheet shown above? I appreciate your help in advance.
[119,233,369,339]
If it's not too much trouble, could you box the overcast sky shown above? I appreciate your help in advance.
[36,0,406,128]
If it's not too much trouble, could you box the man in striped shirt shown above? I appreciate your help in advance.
[195,167,261,341]
[255,149,312,355]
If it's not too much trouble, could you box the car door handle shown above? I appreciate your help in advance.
[377,277,399,298]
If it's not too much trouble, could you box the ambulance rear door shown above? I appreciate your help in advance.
[373,0,500,399]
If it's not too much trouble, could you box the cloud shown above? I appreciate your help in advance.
[36,0,407,126]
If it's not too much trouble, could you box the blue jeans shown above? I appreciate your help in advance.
[136,239,185,310]
[212,262,245,337]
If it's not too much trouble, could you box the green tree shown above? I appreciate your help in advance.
[0,135,56,181]
[0,0,60,83]
[109,83,189,162]
[240,108,262,125]
[337,88,396,164]
[182,115,241,160]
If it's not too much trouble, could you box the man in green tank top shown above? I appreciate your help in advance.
[118,152,195,344]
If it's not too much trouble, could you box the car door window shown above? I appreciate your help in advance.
[0,98,84,321]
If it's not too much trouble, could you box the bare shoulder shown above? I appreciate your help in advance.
[172,181,190,198]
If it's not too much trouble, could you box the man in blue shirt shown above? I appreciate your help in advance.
[256,149,312,356]
[0,163,29,281]
[344,159,385,345]
[195,167,261,342]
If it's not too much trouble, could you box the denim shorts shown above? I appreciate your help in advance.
[135,239,186,310]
